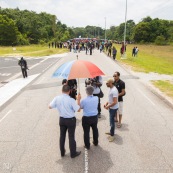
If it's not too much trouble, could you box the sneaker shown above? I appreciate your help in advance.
[108,136,114,142]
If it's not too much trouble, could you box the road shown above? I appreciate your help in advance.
[0,50,173,173]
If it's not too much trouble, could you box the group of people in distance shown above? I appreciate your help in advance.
[132,46,139,57]
[49,72,125,158]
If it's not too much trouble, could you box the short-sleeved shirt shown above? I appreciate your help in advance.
[92,76,103,94]
[80,95,98,116]
[49,94,80,118]
[108,86,119,109]
[114,79,125,102]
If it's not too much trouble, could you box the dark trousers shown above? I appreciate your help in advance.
[21,68,27,78]
[82,116,98,148]
[109,109,118,136]
[93,94,101,114]
[59,117,76,157]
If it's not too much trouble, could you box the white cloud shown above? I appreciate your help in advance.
[0,0,172,28]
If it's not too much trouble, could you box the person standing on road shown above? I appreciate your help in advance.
[113,72,126,128]
[112,46,117,60]
[18,57,28,78]
[85,76,103,118]
[104,78,118,142]
[49,85,81,158]
[80,86,99,150]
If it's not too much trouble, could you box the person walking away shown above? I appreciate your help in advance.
[49,85,81,158]
[104,79,118,142]
[18,57,28,78]
[113,72,125,128]
[80,86,99,149]
[112,47,117,60]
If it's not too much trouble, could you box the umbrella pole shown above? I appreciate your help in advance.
[77,78,80,93]
[76,55,80,93]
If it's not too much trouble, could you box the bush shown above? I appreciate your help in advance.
[155,36,167,45]
[39,40,46,45]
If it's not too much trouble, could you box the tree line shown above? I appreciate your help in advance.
[0,8,173,46]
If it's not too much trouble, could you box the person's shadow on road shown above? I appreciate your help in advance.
[56,145,113,173]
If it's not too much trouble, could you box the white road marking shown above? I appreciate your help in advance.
[0,73,11,76]
[42,62,54,72]
[0,74,40,107]
[0,66,18,69]
[137,89,155,106]
[0,110,12,123]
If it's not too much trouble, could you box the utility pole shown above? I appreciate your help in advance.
[98,24,100,39]
[105,17,106,42]
[123,0,127,58]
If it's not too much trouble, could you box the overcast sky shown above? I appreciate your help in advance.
[0,0,173,28]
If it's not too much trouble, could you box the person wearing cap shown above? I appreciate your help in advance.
[104,78,119,142]
[79,86,99,149]
[49,85,81,158]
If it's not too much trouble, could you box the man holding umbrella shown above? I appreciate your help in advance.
[49,85,81,158]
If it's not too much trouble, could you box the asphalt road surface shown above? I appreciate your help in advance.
[0,50,173,173]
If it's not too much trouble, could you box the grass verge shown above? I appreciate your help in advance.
[112,44,173,75]
[0,45,68,57]
[151,80,173,99]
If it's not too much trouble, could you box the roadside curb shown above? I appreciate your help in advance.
[144,82,173,109]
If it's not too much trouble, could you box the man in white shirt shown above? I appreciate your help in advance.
[104,78,119,142]
[49,85,81,158]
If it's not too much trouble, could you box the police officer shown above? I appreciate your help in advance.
[49,85,81,158]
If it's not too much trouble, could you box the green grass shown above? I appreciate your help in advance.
[151,80,173,98]
[0,45,68,57]
[111,44,173,75]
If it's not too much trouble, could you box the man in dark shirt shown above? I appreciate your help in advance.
[18,57,28,78]
[113,72,125,128]
[62,79,77,100]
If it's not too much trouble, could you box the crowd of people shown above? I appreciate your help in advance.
[49,71,126,158]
